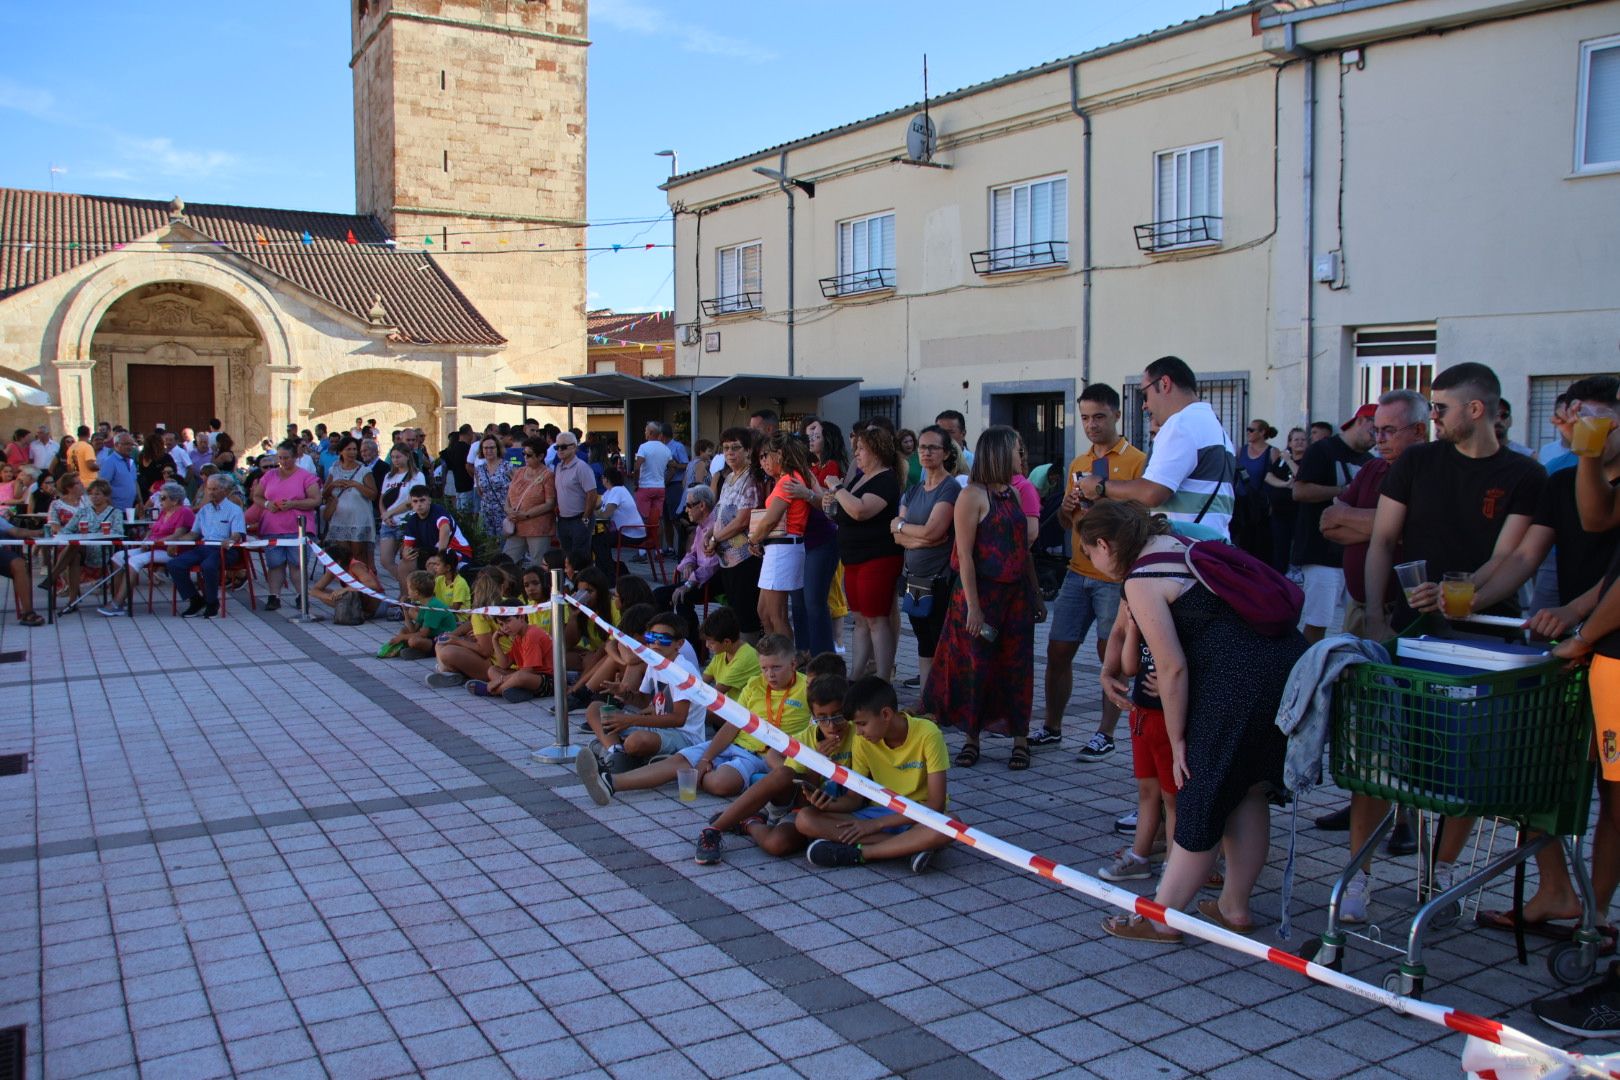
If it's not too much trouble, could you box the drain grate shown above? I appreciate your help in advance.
[0,756,26,778]
[0,1025,22,1080]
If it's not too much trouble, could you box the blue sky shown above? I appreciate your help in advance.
[0,0,1227,313]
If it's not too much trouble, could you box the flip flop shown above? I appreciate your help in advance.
[1101,913,1183,945]
[1474,909,1581,941]
[1197,899,1255,935]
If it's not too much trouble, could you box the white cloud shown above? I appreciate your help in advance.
[116,136,240,179]
[0,77,57,119]
[594,0,775,63]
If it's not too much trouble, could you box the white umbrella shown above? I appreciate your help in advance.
[0,376,50,408]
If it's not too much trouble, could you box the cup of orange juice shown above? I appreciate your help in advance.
[1441,572,1474,618]
[1572,412,1616,458]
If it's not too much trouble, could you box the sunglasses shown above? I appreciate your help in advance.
[642,631,675,646]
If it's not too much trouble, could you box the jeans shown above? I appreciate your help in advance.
[168,546,222,606]
[790,540,839,656]
[556,517,590,560]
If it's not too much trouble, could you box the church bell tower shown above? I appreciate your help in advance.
[351,0,587,377]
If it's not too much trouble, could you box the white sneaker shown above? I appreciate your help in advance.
[1341,865,1374,924]
[1422,859,1456,901]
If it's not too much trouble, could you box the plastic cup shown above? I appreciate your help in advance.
[1441,572,1475,618]
[1572,414,1615,458]
[676,767,698,803]
[1394,560,1427,604]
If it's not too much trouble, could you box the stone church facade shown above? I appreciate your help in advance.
[0,0,586,446]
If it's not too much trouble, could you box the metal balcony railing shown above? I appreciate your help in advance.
[1134,215,1222,252]
[818,268,896,298]
[699,292,763,317]
[969,240,1068,274]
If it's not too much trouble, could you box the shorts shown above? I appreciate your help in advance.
[1130,707,1178,795]
[843,554,903,618]
[1050,571,1121,645]
[260,534,298,570]
[758,542,805,591]
[852,805,913,835]
[624,726,698,756]
[378,522,404,542]
[1342,597,1391,640]
[678,742,767,782]
[1300,564,1346,629]
[1592,654,1620,782]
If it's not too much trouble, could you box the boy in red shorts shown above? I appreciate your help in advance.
[1099,599,1176,881]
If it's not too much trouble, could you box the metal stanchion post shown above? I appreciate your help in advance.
[532,567,579,765]
[294,523,323,623]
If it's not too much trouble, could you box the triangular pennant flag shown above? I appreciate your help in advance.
[498,237,509,245]
[611,244,622,251]
[461,240,471,246]
[66,241,78,250]
[255,234,268,246]
[345,229,358,245]
[423,235,433,245]
[301,230,314,245]
[645,243,655,250]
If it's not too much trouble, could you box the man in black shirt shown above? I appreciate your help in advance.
[1363,362,1546,912]
[1292,403,1375,642]
[439,425,476,514]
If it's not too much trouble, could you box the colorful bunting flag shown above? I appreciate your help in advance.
[345,229,358,245]
[301,231,314,245]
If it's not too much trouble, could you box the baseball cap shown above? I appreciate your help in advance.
[1340,404,1376,430]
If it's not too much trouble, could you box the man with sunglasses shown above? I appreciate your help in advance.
[552,433,600,556]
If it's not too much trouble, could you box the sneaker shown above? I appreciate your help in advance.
[901,676,921,689]
[466,680,491,697]
[694,828,723,865]
[806,839,863,869]
[1386,818,1418,856]
[201,606,220,619]
[502,687,537,703]
[228,576,248,592]
[1075,732,1115,762]
[264,596,281,612]
[575,748,614,806]
[604,750,643,775]
[181,597,207,618]
[1099,849,1153,882]
[910,850,935,874]
[1114,810,1138,835]
[1314,806,1352,830]
[96,605,126,617]
[1341,865,1374,925]
[1532,964,1620,1037]
[398,648,431,661]
[425,671,467,689]
[1027,728,1064,750]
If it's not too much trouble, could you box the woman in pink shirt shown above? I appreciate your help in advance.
[253,443,322,611]
[99,482,194,614]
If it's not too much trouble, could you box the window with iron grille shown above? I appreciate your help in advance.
[1123,375,1247,454]
[1149,142,1223,250]
[859,394,901,428]
[830,212,896,295]
[1528,374,1609,458]
[710,242,762,314]
[1577,34,1620,173]
[981,175,1068,271]
[1355,325,1436,407]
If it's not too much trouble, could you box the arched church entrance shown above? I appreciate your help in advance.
[309,370,443,448]
[88,282,267,439]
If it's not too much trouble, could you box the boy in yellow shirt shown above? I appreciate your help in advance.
[797,675,952,873]
[700,607,760,696]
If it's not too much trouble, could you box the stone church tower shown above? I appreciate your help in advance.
[351,0,587,388]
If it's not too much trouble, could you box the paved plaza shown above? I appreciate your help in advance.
[0,589,1610,1078]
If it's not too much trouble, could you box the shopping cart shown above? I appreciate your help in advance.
[1299,624,1598,999]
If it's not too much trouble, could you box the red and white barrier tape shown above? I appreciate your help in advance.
[0,536,304,548]
[304,539,552,618]
[560,592,1620,1080]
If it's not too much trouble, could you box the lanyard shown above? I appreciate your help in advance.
[762,683,791,728]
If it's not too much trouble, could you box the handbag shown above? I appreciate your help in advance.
[900,575,937,619]
[502,518,517,537]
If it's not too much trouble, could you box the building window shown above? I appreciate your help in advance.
[1124,374,1247,453]
[1528,374,1608,456]
[822,213,896,296]
[859,393,901,427]
[1578,35,1620,173]
[704,242,762,316]
[1147,142,1223,250]
[1354,325,1436,408]
[974,175,1068,272]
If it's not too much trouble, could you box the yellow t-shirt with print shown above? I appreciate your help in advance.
[851,714,950,805]
[435,575,472,623]
[732,672,811,754]
[704,643,760,693]
[471,612,514,657]
[791,720,854,778]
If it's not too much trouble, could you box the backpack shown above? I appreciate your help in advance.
[1131,540,1303,637]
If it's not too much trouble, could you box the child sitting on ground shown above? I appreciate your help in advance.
[701,607,760,697]
[427,566,504,688]
[577,633,805,805]
[383,571,457,659]
[1099,598,1175,883]
[520,565,585,671]
[795,674,952,874]
[432,551,471,623]
[569,603,656,721]
[580,612,707,768]
[694,671,852,864]
[467,602,554,703]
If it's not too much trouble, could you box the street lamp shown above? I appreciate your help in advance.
[752,164,815,378]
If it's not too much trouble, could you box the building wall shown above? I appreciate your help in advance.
[351,0,590,409]
[668,1,1620,450]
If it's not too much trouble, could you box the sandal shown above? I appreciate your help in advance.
[1008,745,1031,771]
[1197,898,1254,935]
[17,612,44,628]
[954,742,980,768]
[1101,913,1183,945]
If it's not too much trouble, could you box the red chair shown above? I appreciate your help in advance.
[614,530,668,585]
[157,545,258,617]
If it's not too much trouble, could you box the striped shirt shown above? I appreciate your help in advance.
[1140,401,1235,541]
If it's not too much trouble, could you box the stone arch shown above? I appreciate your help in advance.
[309,369,442,446]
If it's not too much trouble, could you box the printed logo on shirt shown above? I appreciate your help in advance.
[1603,729,1618,766]
[895,760,925,771]
[1481,487,1507,520]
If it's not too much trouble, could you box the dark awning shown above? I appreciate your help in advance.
[695,375,862,399]
[505,382,617,406]
[561,373,688,401]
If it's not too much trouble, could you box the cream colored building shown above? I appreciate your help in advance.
[664,0,1620,467]
[0,0,587,447]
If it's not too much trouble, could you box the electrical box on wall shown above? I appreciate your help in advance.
[1314,251,1341,284]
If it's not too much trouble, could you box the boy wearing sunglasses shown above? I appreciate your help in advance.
[580,612,705,767]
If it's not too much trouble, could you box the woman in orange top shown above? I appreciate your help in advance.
[748,431,814,639]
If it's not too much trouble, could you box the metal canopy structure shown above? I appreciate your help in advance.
[463,391,551,407]
[502,382,616,429]
[692,374,861,400]
[560,372,687,401]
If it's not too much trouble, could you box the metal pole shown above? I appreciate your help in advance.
[784,182,796,378]
[294,520,323,623]
[532,567,580,764]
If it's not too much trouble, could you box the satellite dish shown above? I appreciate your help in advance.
[906,113,936,163]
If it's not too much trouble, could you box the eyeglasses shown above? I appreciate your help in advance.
[523,451,538,457]
[1431,403,1450,417]
[642,631,675,646]
[720,443,743,452]
[918,443,947,453]
[815,713,848,725]
[1138,376,1165,396]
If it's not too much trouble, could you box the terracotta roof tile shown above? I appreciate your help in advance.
[0,188,505,347]
[586,308,673,344]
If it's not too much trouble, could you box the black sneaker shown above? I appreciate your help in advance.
[201,606,220,619]
[910,850,935,874]
[694,828,723,865]
[1027,728,1064,750]
[502,687,537,703]
[1075,732,1114,762]
[1114,810,1138,835]
[181,597,207,618]
[1314,806,1352,831]
[575,748,614,806]
[901,676,921,689]
[806,839,863,869]
[264,596,281,612]
[604,750,643,776]
[1532,964,1620,1037]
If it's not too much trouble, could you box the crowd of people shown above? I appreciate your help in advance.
[9,355,1620,1036]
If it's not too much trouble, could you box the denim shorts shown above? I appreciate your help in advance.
[625,726,697,756]
[378,522,404,541]
[259,534,299,570]
[677,742,766,781]
[1050,570,1122,645]
[853,805,913,835]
